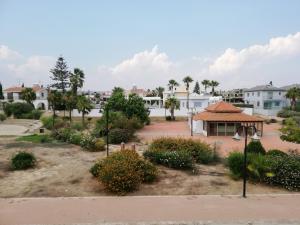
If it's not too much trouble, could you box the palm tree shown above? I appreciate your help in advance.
[155,86,165,99]
[210,80,219,96]
[201,79,210,93]
[286,87,300,110]
[77,95,93,125]
[21,88,36,106]
[165,97,180,120]
[168,79,179,95]
[70,68,85,96]
[183,76,193,109]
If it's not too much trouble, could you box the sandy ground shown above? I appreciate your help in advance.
[137,121,300,157]
[0,136,293,198]
[0,119,42,136]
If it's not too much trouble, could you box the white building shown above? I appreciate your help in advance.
[244,82,288,116]
[163,85,222,112]
[3,84,49,110]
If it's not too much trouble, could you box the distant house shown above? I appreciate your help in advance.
[125,85,147,98]
[218,89,244,103]
[243,82,288,116]
[3,84,48,110]
[163,85,222,111]
[192,101,264,136]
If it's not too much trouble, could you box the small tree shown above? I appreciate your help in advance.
[21,88,36,106]
[183,76,193,109]
[125,93,149,124]
[165,97,180,120]
[0,82,4,100]
[107,87,127,112]
[286,87,300,111]
[193,81,200,94]
[210,80,219,96]
[201,79,210,93]
[77,95,93,125]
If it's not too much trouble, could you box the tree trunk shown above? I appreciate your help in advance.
[82,112,85,126]
[187,92,189,110]
[171,108,175,120]
[52,108,56,130]
[69,109,72,124]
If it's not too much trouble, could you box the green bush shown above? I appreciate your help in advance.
[55,128,72,142]
[246,141,266,155]
[227,151,300,191]
[41,116,64,130]
[148,137,216,164]
[96,150,157,194]
[11,151,36,170]
[277,109,300,118]
[280,118,300,144]
[227,152,245,179]
[0,113,6,121]
[71,122,85,131]
[95,138,106,151]
[23,109,42,119]
[266,149,288,157]
[4,102,34,118]
[69,132,82,145]
[109,128,132,144]
[90,161,102,177]
[137,159,158,183]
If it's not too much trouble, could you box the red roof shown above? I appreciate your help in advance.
[193,111,263,122]
[4,85,45,93]
[193,101,263,122]
[205,101,242,113]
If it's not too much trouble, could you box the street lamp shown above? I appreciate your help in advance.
[232,124,260,198]
[100,104,110,157]
[190,107,196,136]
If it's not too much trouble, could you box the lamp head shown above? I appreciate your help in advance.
[251,132,260,141]
[232,132,241,141]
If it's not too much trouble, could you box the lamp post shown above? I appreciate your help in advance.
[190,108,195,136]
[233,124,260,198]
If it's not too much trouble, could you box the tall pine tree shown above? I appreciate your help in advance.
[193,81,200,94]
[50,56,70,117]
[50,56,70,93]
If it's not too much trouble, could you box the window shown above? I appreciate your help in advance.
[182,102,185,108]
[267,91,273,99]
[279,92,281,96]
[247,93,250,97]
[257,92,260,97]
[274,101,280,107]
[252,92,254,96]
[41,92,44,97]
[194,101,202,108]
[264,101,272,109]
[257,101,260,107]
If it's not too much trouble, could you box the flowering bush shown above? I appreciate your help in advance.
[148,137,216,164]
[95,138,106,151]
[91,150,157,194]
[143,150,194,170]
[80,133,97,151]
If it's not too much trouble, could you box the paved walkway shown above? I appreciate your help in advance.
[1,195,300,225]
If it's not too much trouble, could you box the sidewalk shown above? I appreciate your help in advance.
[1,194,300,225]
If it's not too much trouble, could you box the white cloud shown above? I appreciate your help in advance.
[0,45,22,60]
[111,46,172,74]
[209,32,300,75]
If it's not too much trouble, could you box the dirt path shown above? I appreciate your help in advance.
[1,195,300,225]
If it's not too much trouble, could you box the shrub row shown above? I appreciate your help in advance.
[227,149,300,191]
[4,103,42,119]
[11,151,36,170]
[90,150,157,194]
[277,109,300,118]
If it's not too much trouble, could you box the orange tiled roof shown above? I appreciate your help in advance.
[4,85,45,93]
[193,111,263,122]
[205,101,242,113]
[3,86,24,92]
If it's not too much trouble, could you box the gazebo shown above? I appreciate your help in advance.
[193,101,264,137]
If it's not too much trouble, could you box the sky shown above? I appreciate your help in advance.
[0,0,300,91]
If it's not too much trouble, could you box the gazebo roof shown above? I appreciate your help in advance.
[193,101,263,122]
[205,101,242,113]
